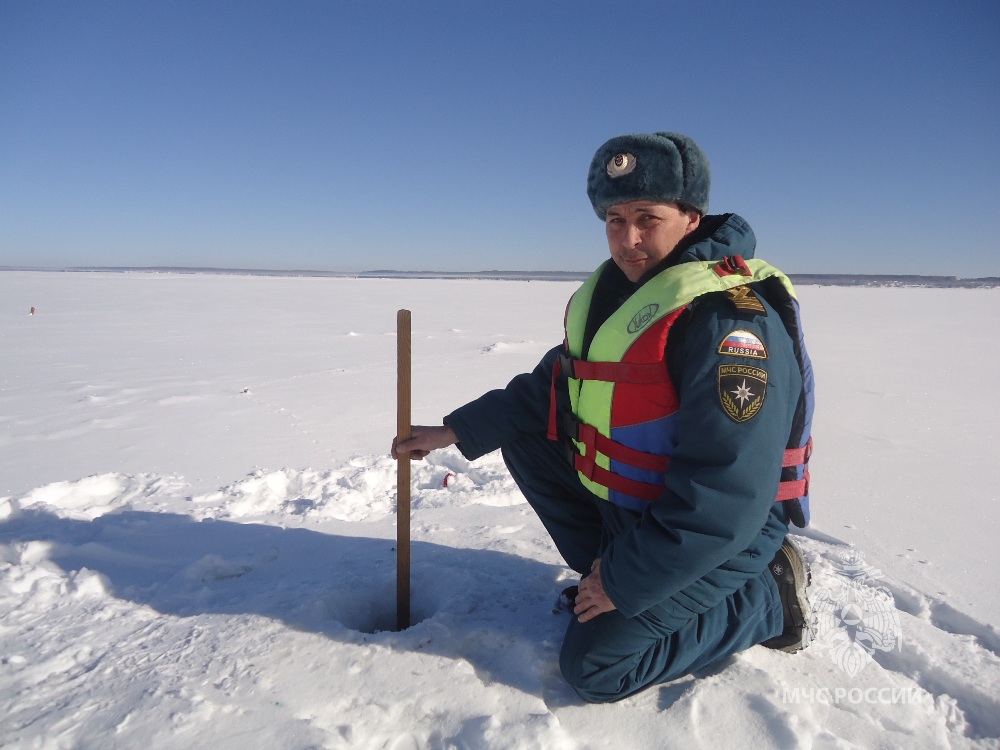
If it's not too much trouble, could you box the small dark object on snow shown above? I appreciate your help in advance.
[553,585,579,614]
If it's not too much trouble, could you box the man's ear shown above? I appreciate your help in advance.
[684,210,702,236]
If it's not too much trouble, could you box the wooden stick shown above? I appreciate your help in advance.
[396,309,412,631]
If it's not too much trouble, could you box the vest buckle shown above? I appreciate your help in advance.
[556,351,577,379]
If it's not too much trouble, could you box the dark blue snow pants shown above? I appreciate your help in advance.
[502,432,784,704]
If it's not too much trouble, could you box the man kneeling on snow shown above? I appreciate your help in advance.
[392,132,815,703]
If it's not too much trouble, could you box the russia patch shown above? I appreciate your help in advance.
[718,329,768,359]
[718,364,768,422]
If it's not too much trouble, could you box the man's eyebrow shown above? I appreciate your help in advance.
[606,204,640,215]
[607,203,658,216]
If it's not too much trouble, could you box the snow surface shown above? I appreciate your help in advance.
[1,270,999,749]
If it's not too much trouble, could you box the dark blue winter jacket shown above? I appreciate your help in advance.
[445,214,802,625]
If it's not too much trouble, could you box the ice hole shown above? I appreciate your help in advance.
[328,578,434,634]
[343,595,431,634]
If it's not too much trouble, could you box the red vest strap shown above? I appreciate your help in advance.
[777,437,812,501]
[577,423,670,473]
[573,436,810,505]
[573,452,663,502]
[570,359,670,385]
[547,353,671,441]
[782,437,813,467]
[776,471,810,502]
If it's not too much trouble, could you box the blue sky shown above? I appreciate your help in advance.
[2,1,997,275]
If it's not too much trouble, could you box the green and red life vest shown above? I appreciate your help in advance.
[547,256,813,527]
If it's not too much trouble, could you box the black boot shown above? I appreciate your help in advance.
[762,537,813,652]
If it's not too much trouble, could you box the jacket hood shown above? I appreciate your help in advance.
[675,213,756,263]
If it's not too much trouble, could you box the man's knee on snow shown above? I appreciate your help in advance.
[559,647,630,704]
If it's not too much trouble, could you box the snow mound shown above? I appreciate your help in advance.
[188,450,524,522]
[190,462,398,521]
[8,473,187,520]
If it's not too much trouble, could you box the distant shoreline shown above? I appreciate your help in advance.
[2,266,998,288]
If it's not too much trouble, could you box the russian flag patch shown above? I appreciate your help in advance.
[718,329,768,359]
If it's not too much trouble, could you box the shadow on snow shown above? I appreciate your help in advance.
[1,508,575,700]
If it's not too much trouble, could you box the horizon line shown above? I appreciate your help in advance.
[2,265,998,286]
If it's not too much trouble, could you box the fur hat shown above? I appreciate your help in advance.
[586,132,711,219]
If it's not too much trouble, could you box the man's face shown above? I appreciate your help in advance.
[605,201,702,282]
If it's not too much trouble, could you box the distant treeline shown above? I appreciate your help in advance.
[358,270,1000,287]
[786,274,1000,288]
[357,270,1000,287]
[4,267,999,287]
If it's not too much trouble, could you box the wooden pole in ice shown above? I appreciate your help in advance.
[396,309,412,631]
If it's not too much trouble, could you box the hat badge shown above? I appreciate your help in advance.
[606,152,636,179]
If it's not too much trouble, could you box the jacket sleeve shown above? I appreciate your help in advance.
[443,345,561,461]
[600,293,801,618]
